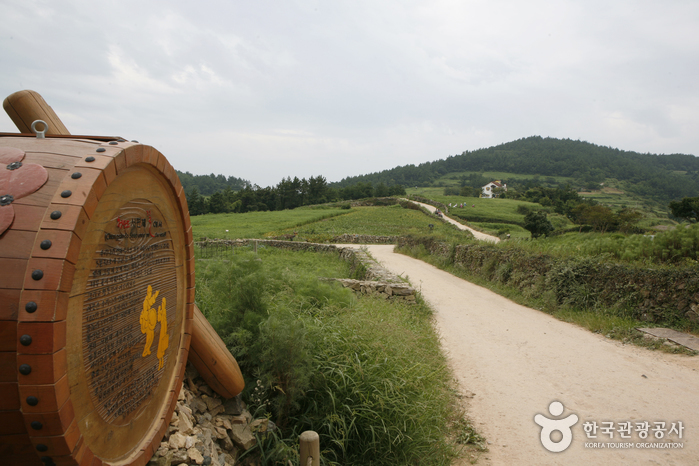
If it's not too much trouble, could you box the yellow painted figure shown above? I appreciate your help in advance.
[140,285,159,357]
[156,297,168,370]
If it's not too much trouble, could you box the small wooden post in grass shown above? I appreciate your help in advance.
[299,430,320,466]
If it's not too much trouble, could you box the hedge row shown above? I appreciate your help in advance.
[397,236,699,328]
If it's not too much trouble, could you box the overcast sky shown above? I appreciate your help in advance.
[2,0,698,187]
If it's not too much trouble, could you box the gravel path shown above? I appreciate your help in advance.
[345,244,699,465]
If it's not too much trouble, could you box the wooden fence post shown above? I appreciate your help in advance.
[299,430,320,466]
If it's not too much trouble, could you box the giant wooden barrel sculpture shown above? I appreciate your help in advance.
[0,133,195,465]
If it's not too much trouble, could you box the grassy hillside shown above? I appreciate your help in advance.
[190,207,349,240]
[332,136,699,206]
[192,203,474,243]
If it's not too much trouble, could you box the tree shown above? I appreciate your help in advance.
[669,197,699,222]
[617,208,643,233]
[185,187,207,216]
[375,182,389,197]
[524,211,554,238]
[575,205,617,233]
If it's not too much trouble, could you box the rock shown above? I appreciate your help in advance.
[191,397,208,414]
[223,395,245,416]
[156,442,169,457]
[221,453,236,466]
[177,408,194,434]
[249,418,275,434]
[188,447,205,465]
[169,432,187,449]
[686,310,699,323]
[230,424,256,450]
[172,450,189,464]
[199,384,214,397]
[169,411,179,426]
[215,415,233,430]
[220,433,235,451]
[210,405,226,417]
[391,286,414,296]
[214,426,228,439]
[185,435,197,449]
[156,451,174,466]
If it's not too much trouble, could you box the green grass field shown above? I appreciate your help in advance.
[270,204,472,242]
[190,207,349,240]
[191,203,475,243]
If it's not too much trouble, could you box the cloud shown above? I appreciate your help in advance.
[1,0,698,186]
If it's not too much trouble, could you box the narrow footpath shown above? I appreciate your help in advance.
[343,243,699,465]
[407,200,500,243]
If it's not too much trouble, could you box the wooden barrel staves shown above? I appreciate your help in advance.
[0,135,195,465]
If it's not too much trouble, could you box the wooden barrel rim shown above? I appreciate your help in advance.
[3,137,194,466]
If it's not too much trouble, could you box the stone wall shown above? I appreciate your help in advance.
[398,236,699,325]
[330,234,397,244]
[321,278,416,302]
[149,364,267,466]
[196,239,416,300]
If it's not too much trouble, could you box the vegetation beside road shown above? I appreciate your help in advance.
[195,246,482,465]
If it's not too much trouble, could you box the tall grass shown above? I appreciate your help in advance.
[509,224,699,264]
[195,246,476,465]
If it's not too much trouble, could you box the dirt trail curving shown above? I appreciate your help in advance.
[407,200,500,243]
[343,244,699,465]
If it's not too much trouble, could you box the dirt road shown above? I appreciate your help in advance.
[407,200,500,243]
[353,244,699,465]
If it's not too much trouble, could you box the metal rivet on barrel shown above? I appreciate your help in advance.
[19,364,32,375]
[60,190,72,198]
[71,172,82,179]
[85,156,95,162]
[131,140,139,143]
[117,138,126,142]
[26,396,39,406]
[25,302,38,313]
[20,335,32,346]
[36,444,48,452]
[31,270,44,280]
[7,161,22,170]
[109,141,118,145]
[40,240,52,250]
[50,210,62,220]
[39,456,52,463]
[96,147,106,152]
[31,421,43,430]
[0,194,13,206]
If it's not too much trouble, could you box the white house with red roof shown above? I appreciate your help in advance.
[481,180,507,198]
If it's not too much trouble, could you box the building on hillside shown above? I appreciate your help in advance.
[481,180,507,198]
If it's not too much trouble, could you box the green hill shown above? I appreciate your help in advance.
[331,136,699,204]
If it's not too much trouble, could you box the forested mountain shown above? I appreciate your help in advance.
[176,171,250,196]
[331,136,699,202]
